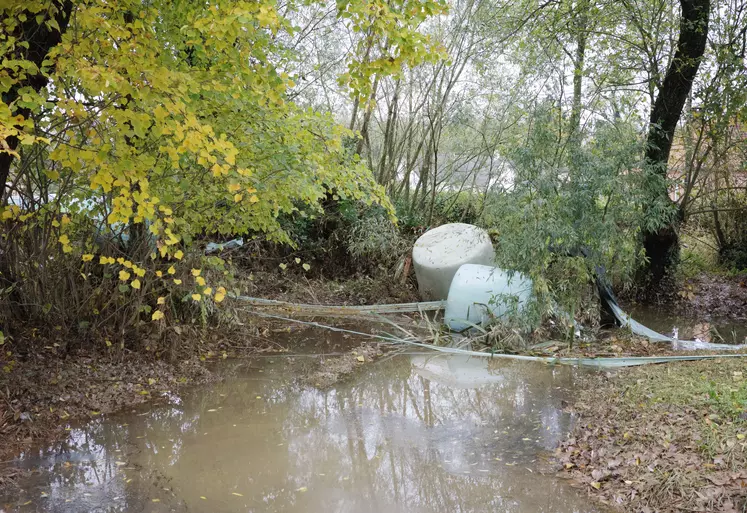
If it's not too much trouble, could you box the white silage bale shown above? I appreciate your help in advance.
[411,223,495,300]
[444,264,533,331]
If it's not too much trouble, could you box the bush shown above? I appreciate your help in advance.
[0,210,232,353]
[260,198,408,277]
[344,206,409,266]
[484,108,644,315]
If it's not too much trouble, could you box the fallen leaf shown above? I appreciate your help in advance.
[706,474,731,486]
[356,356,365,362]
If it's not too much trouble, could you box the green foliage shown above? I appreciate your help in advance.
[274,200,407,274]
[629,359,747,426]
[715,194,747,271]
[678,230,720,279]
[337,0,449,104]
[393,191,483,232]
[487,106,646,314]
[343,204,408,265]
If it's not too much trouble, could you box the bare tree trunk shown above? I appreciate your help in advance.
[0,1,73,318]
[641,0,709,291]
[355,76,380,156]
[377,80,400,184]
[427,126,439,226]
[569,4,587,146]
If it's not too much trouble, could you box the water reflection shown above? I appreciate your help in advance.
[627,304,747,344]
[2,348,605,513]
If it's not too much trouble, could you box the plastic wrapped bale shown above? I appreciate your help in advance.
[444,264,533,331]
[410,354,505,388]
[412,223,495,300]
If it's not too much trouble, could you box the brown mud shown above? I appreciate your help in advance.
[681,273,747,321]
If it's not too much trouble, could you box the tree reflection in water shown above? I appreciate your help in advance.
[5,348,607,513]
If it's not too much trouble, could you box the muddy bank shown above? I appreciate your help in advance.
[0,320,395,478]
[682,273,747,321]
[0,263,421,469]
[0,352,215,465]
[558,358,747,513]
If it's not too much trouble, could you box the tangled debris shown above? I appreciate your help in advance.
[301,343,386,389]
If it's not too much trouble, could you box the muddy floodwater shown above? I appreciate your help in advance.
[2,337,607,513]
[627,305,747,344]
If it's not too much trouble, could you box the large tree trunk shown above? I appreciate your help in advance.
[0,1,73,318]
[0,1,73,203]
[641,0,709,291]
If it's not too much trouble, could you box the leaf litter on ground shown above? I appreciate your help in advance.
[557,357,747,513]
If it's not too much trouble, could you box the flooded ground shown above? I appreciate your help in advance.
[1,335,606,513]
[626,304,747,344]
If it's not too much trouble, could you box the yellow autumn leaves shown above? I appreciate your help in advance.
[187,268,225,303]
[0,0,438,332]
[215,287,226,303]
[279,259,311,271]
[86,257,228,320]
[152,296,167,320]
[230,182,260,204]
[58,234,72,253]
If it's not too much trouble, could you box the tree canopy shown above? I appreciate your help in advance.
[2,0,746,331]
[0,0,446,326]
